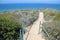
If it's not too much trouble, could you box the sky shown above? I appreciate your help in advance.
[0,0,60,4]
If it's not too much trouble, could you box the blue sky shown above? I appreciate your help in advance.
[0,0,60,4]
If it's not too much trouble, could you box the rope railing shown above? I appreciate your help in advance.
[24,22,51,40]
[42,24,51,40]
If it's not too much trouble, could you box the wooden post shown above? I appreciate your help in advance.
[39,12,44,34]
[20,29,22,40]
[20,24,24,40]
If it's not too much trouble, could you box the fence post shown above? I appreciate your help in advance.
[20,25,24,40]
[20,29,22,40]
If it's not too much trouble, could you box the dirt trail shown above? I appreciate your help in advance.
[24,12,45,40]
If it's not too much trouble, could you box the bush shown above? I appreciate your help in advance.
[43,11,60,40]
[0,13,21,40]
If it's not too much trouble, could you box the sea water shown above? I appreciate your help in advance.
[0,3,60,11]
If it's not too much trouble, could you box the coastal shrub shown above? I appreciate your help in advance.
[0,13,21,40]
[43,11,60,40]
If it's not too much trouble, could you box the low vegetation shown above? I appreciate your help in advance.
[0,10,38,40]
[43,9,60,40]
[0,13,21,40]
[0,9,60,40]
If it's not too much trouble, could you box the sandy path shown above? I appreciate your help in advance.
[24,12,45,40]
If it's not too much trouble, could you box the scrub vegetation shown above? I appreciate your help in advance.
[0,10,38,40]
[0,9,60,40]
[43,9,60,40]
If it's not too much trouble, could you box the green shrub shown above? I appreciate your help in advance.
[0,14,21,40]
[43,11,60,40]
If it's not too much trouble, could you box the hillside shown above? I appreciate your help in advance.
[0,8,60,40]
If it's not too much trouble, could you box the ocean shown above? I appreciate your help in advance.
[0,3,60,11]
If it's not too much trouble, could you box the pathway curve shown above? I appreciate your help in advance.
[24,12,45,40]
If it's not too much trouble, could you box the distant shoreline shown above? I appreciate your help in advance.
[0,8,60,12]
